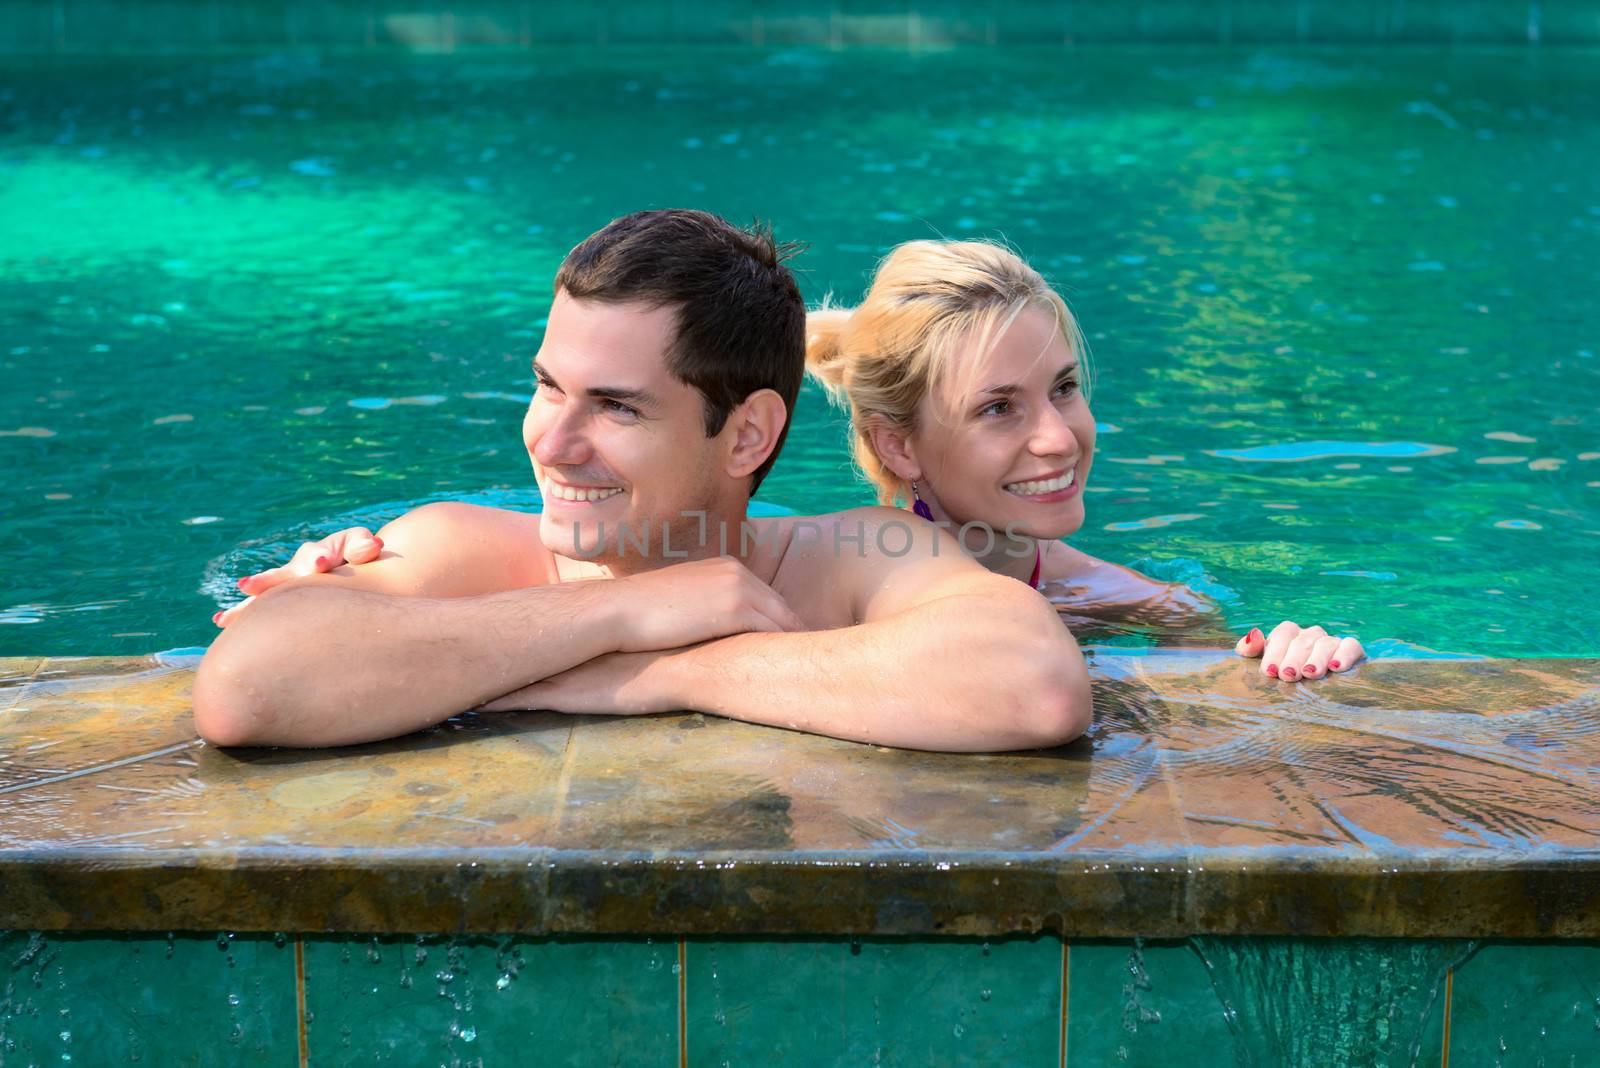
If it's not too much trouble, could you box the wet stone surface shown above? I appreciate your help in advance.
[1,653,1597,936]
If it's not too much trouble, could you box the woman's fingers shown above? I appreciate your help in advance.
[1244,621,1368,681]
[237,528,380,596]
[238,543,327,595]
[213,596,255,628]
[331,528,384,565]
[1260,621,1301,677]
[1329,637,1366,672]
[225,528,382,625]
[1278,626,1327,681]
[1299,635,1342,679]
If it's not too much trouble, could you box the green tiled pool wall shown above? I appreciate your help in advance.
[3,0,1599,52]
[4,932,1597,1066]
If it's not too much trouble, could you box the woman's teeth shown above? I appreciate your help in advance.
[1004,468,1076,496]
[548,484,623,502]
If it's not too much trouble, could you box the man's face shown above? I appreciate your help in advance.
[523,290,725,567]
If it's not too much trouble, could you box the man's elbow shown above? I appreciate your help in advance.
[192,645,274,747]
[1002,631,1092,749]
[1026,666,1092,747]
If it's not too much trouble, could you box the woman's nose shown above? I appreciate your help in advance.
[1031,404,1079,458]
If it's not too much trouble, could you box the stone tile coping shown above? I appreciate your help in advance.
[2,653,1596,937]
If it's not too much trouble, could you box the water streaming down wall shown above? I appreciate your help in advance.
[1189,936,1477,1067]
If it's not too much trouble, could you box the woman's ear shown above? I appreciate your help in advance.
[725,389,789,482]
[865,419,922,484]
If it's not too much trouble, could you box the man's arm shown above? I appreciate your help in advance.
[194,503,803,749]
[657,571,1087,751]
[494,510,1091,752]
[192,503,623,748]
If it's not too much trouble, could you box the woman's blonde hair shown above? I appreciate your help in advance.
[806,239,1088,505]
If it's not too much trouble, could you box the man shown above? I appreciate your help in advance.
[194,210,1090,753]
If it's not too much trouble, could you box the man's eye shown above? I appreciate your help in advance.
[602,399,638,417]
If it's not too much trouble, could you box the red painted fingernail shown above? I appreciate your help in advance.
[1247,628,1263,643]
[212,611,224,626]
[236,577,251,591]
[1282,666,1297,679]
[1329,660,1341,670]
[1266,664,1278,677]
[372,536,384,549]
[315,556,330,569]
[1303,663,1316,676]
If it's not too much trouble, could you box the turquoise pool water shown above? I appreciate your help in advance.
[1,46,1596,657]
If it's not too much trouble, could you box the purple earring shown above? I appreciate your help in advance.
[910,480,934,522]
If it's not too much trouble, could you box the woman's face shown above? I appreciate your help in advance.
[911,305,1096,541]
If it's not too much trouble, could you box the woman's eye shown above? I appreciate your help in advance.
[980,400,1012,417]
[1054,379,1078,398]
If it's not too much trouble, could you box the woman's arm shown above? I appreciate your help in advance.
[1039,541,1218,630]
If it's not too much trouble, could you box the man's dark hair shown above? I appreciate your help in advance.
[553,209,806,494]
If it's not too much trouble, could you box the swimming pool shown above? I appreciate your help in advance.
[3,18,1600,1067]
[2,41,1596,659]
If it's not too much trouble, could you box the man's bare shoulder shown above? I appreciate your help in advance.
[769,506,989,623]
[326,501,552,598]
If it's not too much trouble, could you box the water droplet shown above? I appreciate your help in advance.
[460,1026,477,1042]
[227,993,240,1007]
[953,1024,965,1038]
[980,989,992,1001]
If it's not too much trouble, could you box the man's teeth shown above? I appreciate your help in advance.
[548,484,623,502]
[1005,468,1076,496]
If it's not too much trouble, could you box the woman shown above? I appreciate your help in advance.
[222,240,1362,682]
[801,239,1360,680]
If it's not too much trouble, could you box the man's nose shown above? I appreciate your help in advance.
[530,404,591,468]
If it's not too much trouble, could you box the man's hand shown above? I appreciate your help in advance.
[610,557,805,652]
[215,526,384,627]
[475,650,680,716]
[1235,621,1366,680]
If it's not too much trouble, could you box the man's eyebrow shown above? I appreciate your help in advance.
[532,361,660,409]
[587,384,661,408]
[975,362,1080,397]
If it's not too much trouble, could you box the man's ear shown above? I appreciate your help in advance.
[724,389,789,482]
[864,418,922,484]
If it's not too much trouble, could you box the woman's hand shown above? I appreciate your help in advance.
[213,527,384,627]
[1234,621,1365,681]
